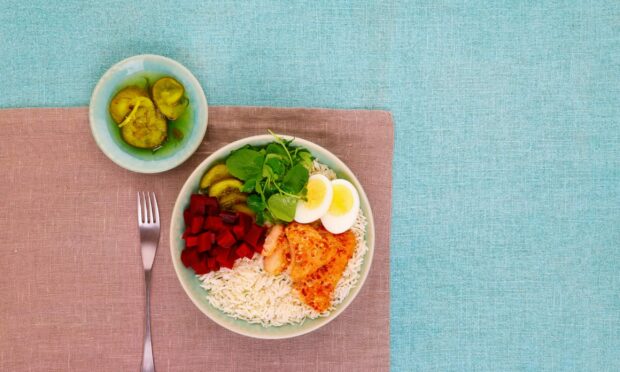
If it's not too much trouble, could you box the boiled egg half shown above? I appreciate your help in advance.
[294,174,333,224]
[320,179,360,234]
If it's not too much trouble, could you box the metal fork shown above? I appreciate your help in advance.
[137,192,160,372]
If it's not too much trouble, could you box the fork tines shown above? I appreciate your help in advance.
[137,192,159,225]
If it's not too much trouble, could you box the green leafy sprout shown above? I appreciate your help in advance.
[225,131,314,224]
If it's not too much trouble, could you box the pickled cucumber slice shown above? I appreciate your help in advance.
[119,97,167,149]
[208,179,243,198]
[108,86,149,124]
[151,77,188,120]
[219,192,248,209]
[199,164,231,190]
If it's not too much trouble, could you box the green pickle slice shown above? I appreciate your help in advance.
[118,97,167,149]
[108,86,149,124]
[151,77,188,120]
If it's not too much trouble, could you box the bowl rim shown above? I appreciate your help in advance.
[169,134,375,339]
[89,54,208,174]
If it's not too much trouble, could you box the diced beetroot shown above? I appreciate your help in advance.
[205,247,218,258]
[181,249,199,268]
[207,257,219,271]
[211,245,226,255]
[256,233,266,253]
[243,224,265,248]
[217,229,237,249]
[219,210,238,225]
[189,194,207,215]
[197,231,215,252]
[189,194,219,215]
[190,215,204,234]
[215,248,230,265]
[191,258,210,275]
[204,216,225,232]
[229,244,241,259]
[236,243,253,259]
[183,208,193,225]
[184,194,263,274]
[219,250,236,269]
[185,235,199,248]
[220,259,234,269]
[238,213,253,229]
[232,224,245,240]
[232,213,252,239]
[204,197,219,216]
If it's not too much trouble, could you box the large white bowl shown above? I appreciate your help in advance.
[170,135,375,339]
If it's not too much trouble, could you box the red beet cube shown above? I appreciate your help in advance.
[256,232,266,253]
[191,259,210,275]
[205,197,219,215]
[238,212,253,228]
[206,256,216,267]
[243,224,265,248]
[183,208,193,226]
[206,248,218,258]
[232,224,245,240]
[182,227,191,239]
[220,260,234,269]
[197,231,215,252]
[204,216,225,232]
[215,248,230,265]
[219,251,236,269]
[219,210,238,225]
[181,249,199,268]
[217,229,237,249]
[189,194,207,215]
[190,215,204,234]
[235,243,253,259]
[185,235,199,248]
[211,245,226,257]
[232,213,252,239]
[189,195,218,215]
[207,257,219,271]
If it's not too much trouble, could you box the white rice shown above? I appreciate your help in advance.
[197,161,368,327]
[310,159,337,180]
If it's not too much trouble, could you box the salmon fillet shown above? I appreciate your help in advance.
[263,230,291,275]
[295,228,357,312]
[286,222,338,282]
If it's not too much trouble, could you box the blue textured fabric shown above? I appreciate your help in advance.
[1,1,618,371]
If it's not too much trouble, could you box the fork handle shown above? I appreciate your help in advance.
[142,270,155,372]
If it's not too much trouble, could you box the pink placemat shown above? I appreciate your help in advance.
[0,106,393,371]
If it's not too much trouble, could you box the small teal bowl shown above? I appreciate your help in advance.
[89,55,208,173]
[170,135,375,339]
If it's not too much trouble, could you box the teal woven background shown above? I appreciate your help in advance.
[1,1,618,370]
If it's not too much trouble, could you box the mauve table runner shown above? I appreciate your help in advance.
[0,106,393,371]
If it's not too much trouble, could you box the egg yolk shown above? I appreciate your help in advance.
[306,178,327,209]
[329,184,354,216]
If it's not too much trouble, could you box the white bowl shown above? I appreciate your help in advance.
[170,135,375,339]
[89,54,208,173]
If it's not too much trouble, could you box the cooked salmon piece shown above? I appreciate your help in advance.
[286,222,337,282]
[263,230,291,275]
[295,228,356,312]
[262,224,284,257]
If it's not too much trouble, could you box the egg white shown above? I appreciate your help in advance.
[294,174,333,223]
[320,179,360,234]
